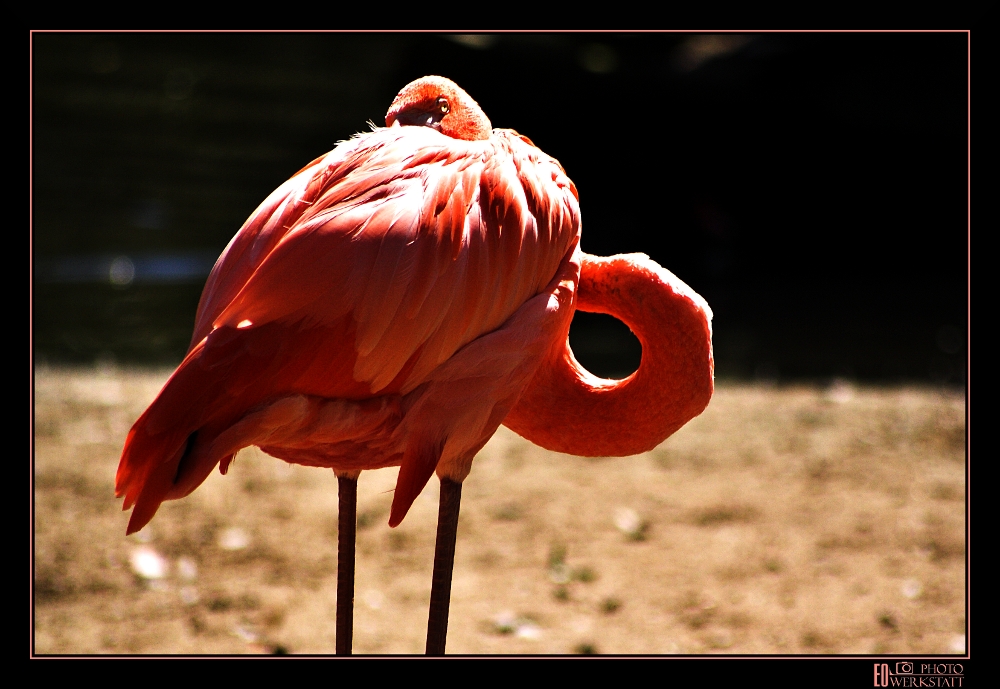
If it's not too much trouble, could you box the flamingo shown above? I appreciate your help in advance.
[115,76,714,655]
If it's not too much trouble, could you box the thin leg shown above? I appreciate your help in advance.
[336,473,358,656]
[426,477,463,656]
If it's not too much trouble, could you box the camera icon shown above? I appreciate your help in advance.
[896,663,914,675]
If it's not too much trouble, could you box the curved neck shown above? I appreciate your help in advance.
[503,253,714,456]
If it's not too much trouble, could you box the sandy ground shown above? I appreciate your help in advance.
[32,366,967,656]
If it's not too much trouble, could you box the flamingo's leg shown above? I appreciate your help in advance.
[336,473,358,656]
[425,477,463,655]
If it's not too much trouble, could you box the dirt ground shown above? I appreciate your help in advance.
[32,365,967,656]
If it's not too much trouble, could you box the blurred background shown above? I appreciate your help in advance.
[31,32,968,385]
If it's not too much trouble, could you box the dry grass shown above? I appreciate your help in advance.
[33,365,967,655]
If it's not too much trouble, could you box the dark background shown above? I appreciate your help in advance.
[31,32,968,385]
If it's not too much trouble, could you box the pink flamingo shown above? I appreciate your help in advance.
[116,76,714,654]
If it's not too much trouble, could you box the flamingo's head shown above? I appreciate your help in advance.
[386,75,492,142]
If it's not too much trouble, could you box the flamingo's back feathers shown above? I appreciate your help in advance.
[116,124,582,531]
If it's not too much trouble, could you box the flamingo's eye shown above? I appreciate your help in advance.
[437,98,450,114]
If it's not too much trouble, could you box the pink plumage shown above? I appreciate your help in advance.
[116,80,581,533]
[115,75,714,547]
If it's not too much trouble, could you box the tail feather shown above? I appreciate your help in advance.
[124,441,188,535]
[115,330,246,533]
[115,354,219,533]
[116,411,192,533]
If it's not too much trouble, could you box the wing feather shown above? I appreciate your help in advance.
[199,125,583,402]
